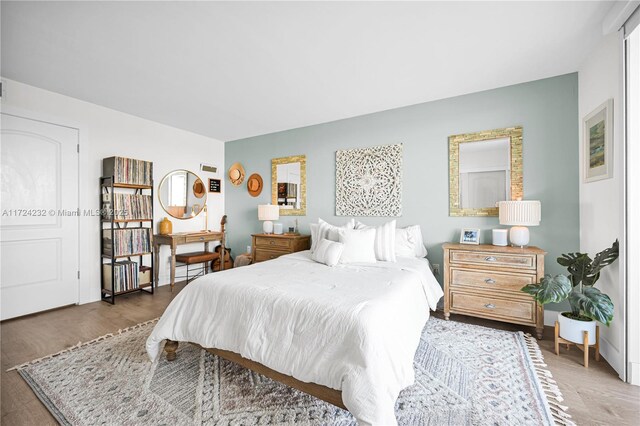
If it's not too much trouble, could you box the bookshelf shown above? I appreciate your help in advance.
[101,156,154,304]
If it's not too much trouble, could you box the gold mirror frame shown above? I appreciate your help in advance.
[271,155,307,216]
[449,126,523,217]
[158,169,206,220]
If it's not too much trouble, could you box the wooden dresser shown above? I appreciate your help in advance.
[442,243,546,339]
[251,234,311,263]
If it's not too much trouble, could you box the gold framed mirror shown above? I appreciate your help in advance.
[449,126,523,217]
[271,155,306,216]
[158,169,206,219]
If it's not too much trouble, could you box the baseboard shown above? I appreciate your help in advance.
[599,335,624,377]
[629,362,640,386]
[80,277,172,305]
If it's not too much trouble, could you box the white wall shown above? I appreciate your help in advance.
[1,78,225,304]
[578,33,626,377]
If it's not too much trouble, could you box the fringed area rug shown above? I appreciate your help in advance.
[12,318,574,425]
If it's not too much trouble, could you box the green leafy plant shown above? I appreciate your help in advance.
[521,240,619,325]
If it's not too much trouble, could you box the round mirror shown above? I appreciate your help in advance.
[158,170,206,219]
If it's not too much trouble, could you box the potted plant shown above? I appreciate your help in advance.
[521,240,619,344]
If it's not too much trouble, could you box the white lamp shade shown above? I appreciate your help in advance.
[498,200,541,226]
[258,204,279,221]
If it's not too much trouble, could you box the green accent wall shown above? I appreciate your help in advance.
[224,73,579,304]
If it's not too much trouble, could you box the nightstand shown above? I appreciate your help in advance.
[251,234,311,263]
[442,243,546,339]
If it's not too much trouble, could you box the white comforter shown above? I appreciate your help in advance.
[146,251,443,425]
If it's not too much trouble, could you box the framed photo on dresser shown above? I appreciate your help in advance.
[460,228,480,244]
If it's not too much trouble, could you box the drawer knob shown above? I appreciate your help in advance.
[484,256,497,262]
[199,237,204,241]
[484,278,496,284]
[484,303,496,309]
[270,241,275,245]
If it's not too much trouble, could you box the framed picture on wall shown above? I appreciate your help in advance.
[584,99,613,183]
[460,228,480,245]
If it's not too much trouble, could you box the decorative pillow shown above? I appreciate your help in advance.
[310,223,320,251]
[320,218,356,241]
[311,218,355,252]
[311,239,345,267]
[395,225,428,258]
[354,219,397,262]
[395,227,416,257]
[337,228,377,264]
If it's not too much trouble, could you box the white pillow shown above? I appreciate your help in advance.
[311,218,355,252]
[337,228,377,264]
[354,219,397,262]
[320,218,355,241]
[395,225,428,258]
[310,223,320,251]
[311,239,345,267]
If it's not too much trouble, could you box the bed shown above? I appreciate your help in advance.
[146,250,443,425]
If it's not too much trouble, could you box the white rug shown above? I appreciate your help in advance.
[14,318,574,425]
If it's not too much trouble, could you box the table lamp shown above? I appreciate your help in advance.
[258,204,279,234]
[498,200,541,247]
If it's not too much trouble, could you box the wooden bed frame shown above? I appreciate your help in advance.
[164,340,346,410]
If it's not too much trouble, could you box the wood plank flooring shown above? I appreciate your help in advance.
[1,283,638,425]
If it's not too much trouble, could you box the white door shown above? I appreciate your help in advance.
[1,112,79,320]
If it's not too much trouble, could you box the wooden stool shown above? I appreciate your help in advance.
[175,251,218,284]
[554,321,600,368]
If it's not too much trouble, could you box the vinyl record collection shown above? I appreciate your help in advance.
[103,156,153,186]
[101,155,154,303]
[102,193,152,220]
[103,261,139,292]
[102,228,152,257]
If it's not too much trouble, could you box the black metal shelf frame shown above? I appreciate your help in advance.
[100,173,154,304]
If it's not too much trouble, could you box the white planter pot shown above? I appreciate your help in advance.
[558,312,596,345]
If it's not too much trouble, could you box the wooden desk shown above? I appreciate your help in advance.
[153,230,225,290]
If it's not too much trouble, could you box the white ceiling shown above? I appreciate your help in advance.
[1,1,613,142]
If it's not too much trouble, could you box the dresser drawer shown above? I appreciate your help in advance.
[450,269,535,293]
[450,250,535,270]
[254,248,288,262]
[255,237,292,250]
[450,291,535,323]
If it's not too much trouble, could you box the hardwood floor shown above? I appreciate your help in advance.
[1,284,638,425]
[1,283,187,425]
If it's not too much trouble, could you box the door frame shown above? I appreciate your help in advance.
[1,105,84,307]
[623,24,640,386]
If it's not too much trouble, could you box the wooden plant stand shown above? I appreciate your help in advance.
[554,321,600,368]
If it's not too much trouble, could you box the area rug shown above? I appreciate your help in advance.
[13,318,574,425]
